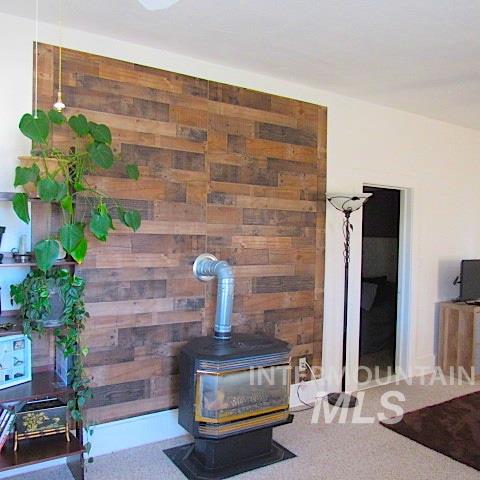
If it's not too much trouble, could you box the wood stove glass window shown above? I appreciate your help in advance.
[195,365,290,423]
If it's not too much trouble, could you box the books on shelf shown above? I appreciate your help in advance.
[0,407,16,452]
[0,410,8,432]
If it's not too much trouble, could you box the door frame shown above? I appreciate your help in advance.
[356,184,413,390]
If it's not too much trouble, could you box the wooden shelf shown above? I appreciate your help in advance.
[0,370,71,404]
[0,312,22,337]
[0,255,75,269]
[0,433,83,472]
[0,192,15,202]
[0,192,40,202]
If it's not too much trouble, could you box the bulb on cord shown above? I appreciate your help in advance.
[53,90,65,112]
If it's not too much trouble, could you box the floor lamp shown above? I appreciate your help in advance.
[326,193,372,408]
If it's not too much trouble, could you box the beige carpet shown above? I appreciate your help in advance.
[9,377,480,480]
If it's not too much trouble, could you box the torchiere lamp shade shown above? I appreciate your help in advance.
[327,193,372,213]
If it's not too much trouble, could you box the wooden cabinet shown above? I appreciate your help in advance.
[438,302,480,378]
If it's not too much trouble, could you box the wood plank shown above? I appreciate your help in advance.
[256,122,317,147]
[253,275,315,293]
[239,291,314,313]
[208,192,317,212]
[87,357,178,388]
[208,99,297,128]
[210,180,299,200]
[86,298,174,316]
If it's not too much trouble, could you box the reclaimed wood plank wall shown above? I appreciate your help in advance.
[36,43,327,424]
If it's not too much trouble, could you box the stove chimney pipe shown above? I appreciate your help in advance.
[193,253,234,340]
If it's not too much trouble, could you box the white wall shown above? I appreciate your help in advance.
[1,12,480,395]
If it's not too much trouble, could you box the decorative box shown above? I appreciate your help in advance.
[0,334,31,390]
[14,398,69,450]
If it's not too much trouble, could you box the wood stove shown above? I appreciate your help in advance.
[164,254,295,480]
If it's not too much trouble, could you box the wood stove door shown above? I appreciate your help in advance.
[195,364,290,423]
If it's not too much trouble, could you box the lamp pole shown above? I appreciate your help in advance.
[341,210,351,394]
[326,194,371,408]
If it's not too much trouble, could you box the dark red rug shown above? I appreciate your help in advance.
[381,391,480,471]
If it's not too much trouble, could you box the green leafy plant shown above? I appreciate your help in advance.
[10,109,142,456]
[10,270,92,444]
[13,109,141,271]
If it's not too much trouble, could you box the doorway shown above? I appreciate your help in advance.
[358,186,401,384]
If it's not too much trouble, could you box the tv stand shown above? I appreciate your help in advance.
[439,302,480,379]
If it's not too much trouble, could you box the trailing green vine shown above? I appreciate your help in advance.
[10,269,92,453]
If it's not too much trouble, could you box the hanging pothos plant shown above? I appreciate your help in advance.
[10,108,142,456]
[10,270,90,430]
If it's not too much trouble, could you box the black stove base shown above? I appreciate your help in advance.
[164,429,295,480]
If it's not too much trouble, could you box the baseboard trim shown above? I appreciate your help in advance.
[90,408,189,458]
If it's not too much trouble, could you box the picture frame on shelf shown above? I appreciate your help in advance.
[0,334,32,390]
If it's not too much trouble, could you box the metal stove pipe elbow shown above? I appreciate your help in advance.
[193,253,234,340]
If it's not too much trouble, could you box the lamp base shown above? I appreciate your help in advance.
[327,392,358,408]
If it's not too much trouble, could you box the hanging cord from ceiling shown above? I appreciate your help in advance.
[53,0,65,111]
[33,0,39,118]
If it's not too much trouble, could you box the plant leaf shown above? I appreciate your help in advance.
[37,177,59,202]
[14,165,39,187]
[89,122,112,144]
[71,237,88,263]
[19,110,49,144]
[87,142,114,169]
[60,195,74,214]
[117,206,125,219]
[59,223,84,253]
[55,182,68,202]
[89,212,111,241]
[98,203,108,216]
[34,239,59,272]
[70,409,82,422]
[126,164,139,180]
[48,109,66,125]
[68,114,89,136]
[12,193,30,224]
[123,210,141,232]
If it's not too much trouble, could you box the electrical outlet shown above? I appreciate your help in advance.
[299,357,308,373]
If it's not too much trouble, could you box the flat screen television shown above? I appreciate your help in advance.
[460,260,480,301]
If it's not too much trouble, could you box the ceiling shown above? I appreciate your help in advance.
[1,0,479,129]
